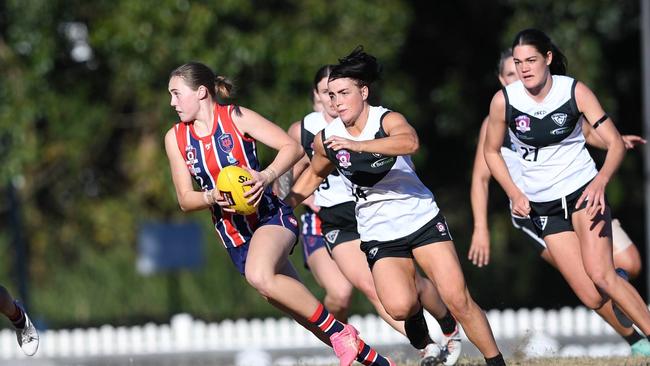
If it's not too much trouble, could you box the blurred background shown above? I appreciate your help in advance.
[0,0,647,333]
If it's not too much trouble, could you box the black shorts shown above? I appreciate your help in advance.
[359,211,452,268]
[511,214,547,253]
[318,201,360,252]
[529,180,607,238]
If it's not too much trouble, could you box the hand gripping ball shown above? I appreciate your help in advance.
[216,165,257,215]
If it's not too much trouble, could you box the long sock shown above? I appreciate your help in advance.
[436,309,457,335]
[624,330,644,345]
[485,353,506,366]
[308,304,344,337]
[9,303,25,329]
[310,304,392,366]
[356,340,392,366]
[404,306,433,349]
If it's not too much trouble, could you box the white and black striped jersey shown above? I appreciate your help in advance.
[504,75,597,202]
[301,111,355,208]
[322,106,438,241]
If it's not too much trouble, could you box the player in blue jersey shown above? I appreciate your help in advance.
[165,62,395,366]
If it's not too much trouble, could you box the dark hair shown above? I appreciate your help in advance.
[497,48,513,76]
[313,65,335,90]
[329,46,382,87]
[512,29,567,75]
[169,62,234,99]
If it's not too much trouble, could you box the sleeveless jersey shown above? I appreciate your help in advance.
[301,112,355,207]
[174,103,286,248]
[322,106,438,241]
[504,76,597,202]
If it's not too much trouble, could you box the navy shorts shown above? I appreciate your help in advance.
[300,210,328,268]
[226,203,299,274]
[360,211,452,268]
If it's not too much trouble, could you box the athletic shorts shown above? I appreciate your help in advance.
[299,210,327,268]
[226,203,299,274]
[359,211,452,268]
[512,213,633,256]
[511,214,547,253]
[318,202,360,252]
[529,180,608,238]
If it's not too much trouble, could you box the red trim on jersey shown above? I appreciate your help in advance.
[188,105,219,142]
[174,123,188,158]
[218,105,250,167]
[226,105,256,142]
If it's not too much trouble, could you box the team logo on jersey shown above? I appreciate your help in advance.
[368,247,379,259]
[336,150,352,168]
[436,222,447,234]
[185,146,201,175]
[551,113,568,126]
[325,230,340,244]
[515,115,531,133]
[218,134,234,153]
[532,216,548,230]
[371,157,395,169]
[551,127,571,136]
[288,217,298,227]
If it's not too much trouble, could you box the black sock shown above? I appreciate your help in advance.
[436,310,457,335]
[404,306,432,349]
[485,353,506,366]
[9,303,26,329]
[624,330,643,345]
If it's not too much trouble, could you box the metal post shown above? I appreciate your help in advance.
[641,0,650,297]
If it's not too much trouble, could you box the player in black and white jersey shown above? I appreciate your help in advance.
[287,65,464,366]
[287,47,506,366]
[484,28,650,341]
[471,49,650,355]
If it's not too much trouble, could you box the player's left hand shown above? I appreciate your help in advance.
[575,175,608,217]
[324,135,362,152]
[621,135,646,149]
[242,167,266,207]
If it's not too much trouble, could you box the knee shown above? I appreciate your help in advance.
[384,300,420,321]
[244,269,274,299]
[441,290,472,318]
[327,286,353,309]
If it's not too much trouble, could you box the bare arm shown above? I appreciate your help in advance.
[324,112,419,155]
[468,117,493,267]
[232,107,305,204]
[285,131,335,208]
[583,118,646,150]
[574,81,625,216]
[164,128,215,212]
[484,90,530,217]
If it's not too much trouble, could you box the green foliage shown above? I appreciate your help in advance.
[0,0,644,328]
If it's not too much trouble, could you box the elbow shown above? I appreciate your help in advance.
[406,135,420,155]
[178,202,190,212]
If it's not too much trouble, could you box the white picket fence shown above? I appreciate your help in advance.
[0,306,622,360]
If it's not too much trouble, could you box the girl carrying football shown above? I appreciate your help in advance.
[164,62,395,366]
